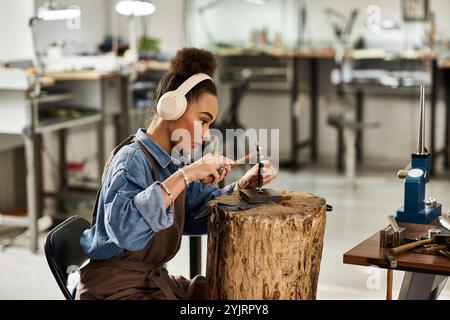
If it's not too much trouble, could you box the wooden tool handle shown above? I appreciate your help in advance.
[422,244,448,255]
[231,151,257,168]
[389,238,432,256]
[386,269,393,300]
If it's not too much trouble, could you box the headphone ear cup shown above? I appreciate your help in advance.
[156,91,187,120]
[174,94,187,119]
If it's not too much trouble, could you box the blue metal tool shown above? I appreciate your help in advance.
[396,85,442,224]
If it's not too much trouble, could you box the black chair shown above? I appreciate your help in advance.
[44,216,90,300]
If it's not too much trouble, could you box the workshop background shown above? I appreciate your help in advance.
[1,0,450,300]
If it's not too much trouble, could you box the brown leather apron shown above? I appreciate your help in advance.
[76,136,206,300]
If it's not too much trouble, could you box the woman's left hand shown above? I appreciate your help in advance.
[236,160,278,190]
[196,154,234,184]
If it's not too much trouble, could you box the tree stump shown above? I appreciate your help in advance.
[206,191,326,300]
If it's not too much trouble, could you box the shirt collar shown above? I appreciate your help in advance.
[135,129,189,168]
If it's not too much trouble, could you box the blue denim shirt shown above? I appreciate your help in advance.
[80,129,236,260]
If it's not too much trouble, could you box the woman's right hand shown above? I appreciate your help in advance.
[183,154,232,185]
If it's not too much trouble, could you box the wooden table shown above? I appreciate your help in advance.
[44,70,118,81]
[344,223,450,299]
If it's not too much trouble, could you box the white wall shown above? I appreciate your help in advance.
[0,0,34,63]
[33,0,186,56]
[189,0,450,49]
[34,0,109,54]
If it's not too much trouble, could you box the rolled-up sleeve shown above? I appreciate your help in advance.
[103,168,174,251]
[184,181,236,235]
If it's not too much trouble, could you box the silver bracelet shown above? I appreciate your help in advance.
[160,183,174,207]
[178,168,191,187]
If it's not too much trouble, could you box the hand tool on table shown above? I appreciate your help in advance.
[239,142,282,204]
[382,214,405,298]
[385,231,450,268]
[421,229,450,254]
[395,85,442,224]
[421,244,449,255]
[380,215,406,248]
[438,249,450,260]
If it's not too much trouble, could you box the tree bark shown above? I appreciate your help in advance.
[206,191,326,300]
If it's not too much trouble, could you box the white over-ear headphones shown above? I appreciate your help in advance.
[156,73,213,121]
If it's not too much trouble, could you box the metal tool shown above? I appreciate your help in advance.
[385,232,450,268]
[384,252,398,269]
[438,250,450,260]
[421,229,447,254]
[388,215,400,232]
[380,215,406,248]
[428,228,442,239]
[438,214,450,232]
[256,142,263,193]
[395,85,442,224]
[422,244,448,255]
[239,142,282,204]
[325,7,358,42]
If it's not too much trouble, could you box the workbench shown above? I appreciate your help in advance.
[336,50,436,171]
[215,47,335,169]
[0,69,122,252]
[344,222,449,299]
[44,70,122,157]
[215,47,450,175]
[335,49,450,176]
[0,71,106,252]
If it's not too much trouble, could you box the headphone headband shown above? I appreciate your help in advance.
[175,73,213,96]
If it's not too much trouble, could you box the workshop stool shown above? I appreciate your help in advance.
[44,216,90,300]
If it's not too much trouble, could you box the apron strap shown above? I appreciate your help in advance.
[91,134,135,225]
[90,134,184,226]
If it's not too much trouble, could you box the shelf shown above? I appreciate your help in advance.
[0,214,28,228]
[38,92,75,104]
[218,81,292,92]
[36,110,101,134]
[44,70,118,81]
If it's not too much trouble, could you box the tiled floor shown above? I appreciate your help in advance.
[1,165,449,300]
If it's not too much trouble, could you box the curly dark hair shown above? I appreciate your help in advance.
[170,47,217,78]
[152,48,218,115]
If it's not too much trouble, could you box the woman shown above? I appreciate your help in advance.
[76,48,277,300]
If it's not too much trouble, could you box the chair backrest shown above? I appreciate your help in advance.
[44,216,91,300]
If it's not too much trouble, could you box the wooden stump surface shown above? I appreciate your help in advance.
[206,191,326,300]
